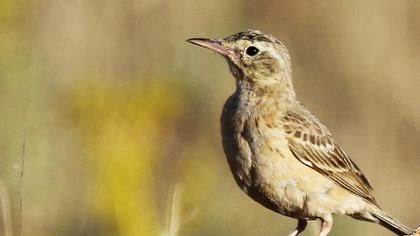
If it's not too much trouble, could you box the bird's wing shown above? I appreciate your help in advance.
[282,110,377,205]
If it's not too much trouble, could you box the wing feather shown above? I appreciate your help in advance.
[282,111,377,205]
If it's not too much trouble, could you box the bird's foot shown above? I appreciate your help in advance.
[289,219,307,236]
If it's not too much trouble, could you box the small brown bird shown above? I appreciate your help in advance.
[187,30,416,236]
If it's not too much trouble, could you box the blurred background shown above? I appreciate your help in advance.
[1,1,419,235]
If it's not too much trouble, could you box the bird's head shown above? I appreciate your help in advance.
[187,30,293,90]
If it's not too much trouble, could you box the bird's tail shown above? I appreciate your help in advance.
[372,210,414,235]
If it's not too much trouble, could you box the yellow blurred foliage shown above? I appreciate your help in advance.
[0,0,17,20]
[65,76,184,236]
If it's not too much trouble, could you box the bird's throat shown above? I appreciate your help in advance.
[235,78,296,100]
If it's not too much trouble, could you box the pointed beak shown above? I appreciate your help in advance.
[186,38,232,57]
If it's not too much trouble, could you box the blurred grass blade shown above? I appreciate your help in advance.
[0,179,14,236]
[161,186,182,236]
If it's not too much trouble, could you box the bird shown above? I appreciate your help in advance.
[187,30,416,236]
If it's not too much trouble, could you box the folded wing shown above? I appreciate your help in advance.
[282,110,377,205]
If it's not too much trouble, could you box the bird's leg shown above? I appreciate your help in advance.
[290,219,308,236]
[317,215,333,236]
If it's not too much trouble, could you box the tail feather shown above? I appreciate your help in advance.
[372,211,413,236]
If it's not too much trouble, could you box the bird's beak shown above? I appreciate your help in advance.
[187,38,232,57]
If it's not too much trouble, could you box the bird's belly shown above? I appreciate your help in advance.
[229,147,364,219]
[243,154,312,218]
[222,127,312,218]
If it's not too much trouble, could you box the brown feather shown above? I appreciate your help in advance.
[282,111,377,205]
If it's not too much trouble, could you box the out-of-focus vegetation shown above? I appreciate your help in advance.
[1,1,419,235]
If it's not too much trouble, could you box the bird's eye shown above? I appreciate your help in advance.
[246,46,260,56]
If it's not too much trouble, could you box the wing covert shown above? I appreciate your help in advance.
[282,111,377,205]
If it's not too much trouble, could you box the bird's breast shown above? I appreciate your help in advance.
[220,96,287,190]
[221,95,311,217]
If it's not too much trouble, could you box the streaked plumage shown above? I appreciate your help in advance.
[282,110,376,205]
[187,30,415,236]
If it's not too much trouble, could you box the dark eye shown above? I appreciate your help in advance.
[246,46,259,56]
